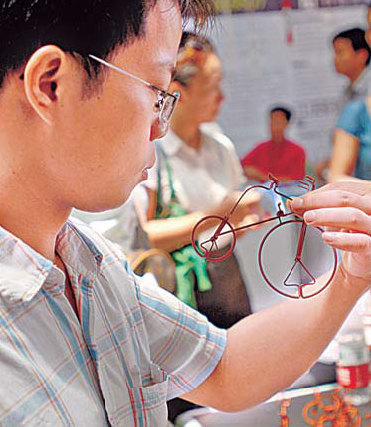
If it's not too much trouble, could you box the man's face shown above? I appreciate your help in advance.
[270,111,289,142]
[41,0,182,212]
[333,38,360,77]
[178,53,225,124]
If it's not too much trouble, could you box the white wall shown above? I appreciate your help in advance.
[210,6,367,165]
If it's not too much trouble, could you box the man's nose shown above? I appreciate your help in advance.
[150,118,169,141]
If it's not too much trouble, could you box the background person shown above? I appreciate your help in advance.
[139,31,263,421]
[327,23,371,183]
[328,25,371,181]
[316,27,371,182]
[241,106,306,182]
[333,28,371,105]
[140,31,259,333]
[329,97,371,182]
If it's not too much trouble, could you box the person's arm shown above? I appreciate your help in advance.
[182,180,371,412]
[328,128,360,182]
[241,144,269,181]
[143,186,209,251]
[142,186,261,252]
[328,99,364,183]
[243,164,269,181]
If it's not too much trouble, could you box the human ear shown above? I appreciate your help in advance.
[357,49,370,67]
[23,45,66,125]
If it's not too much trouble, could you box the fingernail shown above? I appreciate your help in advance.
[304,211,316,223]
[292,198,303,209]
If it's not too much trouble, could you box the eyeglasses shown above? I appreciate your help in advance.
[88,54,180,134]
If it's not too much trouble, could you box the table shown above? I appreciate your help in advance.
[176,384,371,426]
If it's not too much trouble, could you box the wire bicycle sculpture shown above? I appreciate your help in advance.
[192,174,338,299]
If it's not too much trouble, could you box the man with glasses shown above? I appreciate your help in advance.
[0,0,370,425]
[88,54,180,137]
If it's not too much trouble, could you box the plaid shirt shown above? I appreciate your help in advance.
[0,220,226,426]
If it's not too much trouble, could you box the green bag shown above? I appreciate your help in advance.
[155,144,212,308]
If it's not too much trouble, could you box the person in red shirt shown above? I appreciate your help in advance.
[241,106,306,181]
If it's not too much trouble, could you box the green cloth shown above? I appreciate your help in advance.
[155,145,212,309]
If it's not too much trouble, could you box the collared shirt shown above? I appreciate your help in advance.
[241,138,306,181]
[146,124,246,213]
[0,221,226,426]
[342,66,371,109]
[336,98,371,181]
[72,185,149,253]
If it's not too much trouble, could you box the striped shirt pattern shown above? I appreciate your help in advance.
[0,220,226,426]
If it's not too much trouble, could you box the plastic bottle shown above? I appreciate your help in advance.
[336,329,370,406]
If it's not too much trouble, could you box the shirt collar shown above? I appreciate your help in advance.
[158,129,183,157]
[158,128,212,158]
[0,221,103,306]
[348,67,371,99]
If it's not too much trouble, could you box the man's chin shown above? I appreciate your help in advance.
[74,194,130,214]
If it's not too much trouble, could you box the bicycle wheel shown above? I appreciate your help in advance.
[258,219,337,299]
[192,215,236,262]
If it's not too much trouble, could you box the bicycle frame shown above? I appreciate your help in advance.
[196,174,315,254]
[192,175,338,299]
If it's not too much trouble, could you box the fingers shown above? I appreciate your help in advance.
[322,232,371,253]
[311,180,371,197]
[291,190,371,216]
[303,207,371,234]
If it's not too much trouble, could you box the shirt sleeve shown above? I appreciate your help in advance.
[137,276,227,399]
[336,99,365,139]
[241,144,264,169]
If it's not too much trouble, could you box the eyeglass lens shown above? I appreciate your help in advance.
[160,96,175,123]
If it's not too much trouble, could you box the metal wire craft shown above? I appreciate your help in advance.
[302,389,366,426]
[191,174,338,299]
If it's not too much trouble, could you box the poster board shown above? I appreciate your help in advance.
[210,5,368,165]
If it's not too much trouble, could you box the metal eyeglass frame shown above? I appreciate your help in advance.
[88,54,180,131]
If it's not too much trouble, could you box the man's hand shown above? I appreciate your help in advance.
[184,181,370,413]
[290,180,371,284]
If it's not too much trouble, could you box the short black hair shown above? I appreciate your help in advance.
[0,0,214,88]
[333,28,371,66]
[270,106,292,122]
